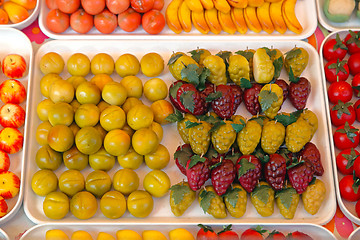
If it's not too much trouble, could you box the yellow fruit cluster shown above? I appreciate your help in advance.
[33,51,175,220]
[166,0,303,34]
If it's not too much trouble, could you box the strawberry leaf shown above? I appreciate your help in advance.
[252,184,272,204]
[258,89,278,112]
[254,147,270,164]
[180,91,196,112]
[240,78,252,89]
[209,120,226,133]
[224,187,242,208]
[199,189,216,213]
[235,50,254,61]
[309,177,316,186]
[288,66,300,83]
[275,187,297,210]
[262,47,277,59]
[237,158,256,176]
[185,120,201,129]
[225,151,241,165]
[188,154,207,168]
[274,113,297,127]
[181,64,200,85]
[206,91,222,102]
[249,116,267,127]
[169,82,183,99]
[285,48,301,61]
[168,53,183,65]
[231,123,245,133]
[174,145,193,169]
[205,146,219,160]
[273,57,283,79]
[198,67,210,91]
[197,114,219,125]
[165,109,184,123]
[170,183,191,205]
[189,49,203,63]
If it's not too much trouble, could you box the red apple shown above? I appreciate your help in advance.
[1,54,27,79]
[0,103,25,128]
[0,79,27,104]
[0,127,23,154]
[0,196,8,217]
[0,151,10,173]
[0,171,20,199]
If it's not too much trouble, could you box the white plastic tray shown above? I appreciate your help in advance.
[19,223,336,240]
[39,0,317,40]
[0,228,9,240]
[24,39,335,225]
[0,28,31,224]
[320,30,360,225]
[0,0,40,30]
[349,227,360,240]
[316,0,360,32]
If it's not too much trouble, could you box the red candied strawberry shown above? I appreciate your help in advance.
[242,80,262,115]
[186,155,211,191]
[236,155,262,193]
[265,154,286,191]
[209,84,242,119]
[169,80,186,112]
[174,144,193,175]
[266,230,285,240]
[286,231,313,240]
[200,82,215,111]
[274,79,289,102]
[299,142,324,176]
[287,160,314,194]
[210,158,236,196]
[230,84,243,112]
[288,76,311,110]
[177,83,206,115]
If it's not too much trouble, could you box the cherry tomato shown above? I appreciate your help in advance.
[328,81,353,104]
[354,99,360,121]
[142,10,165,35]
[356,199,360,217]
[348,52,360,76]
[94,9,117,34]
[152,0,164,10]
[354,157,360,178]
[345,31,360,55]
[352,73,360,97]
[131,0,154,13]
[196,225,218,240]
[339,175,360,202]
[118,7,141,32]
[330,101,356,127]
[218,230,239,240]
[336,148,360,175]
[46,9,70,34]
[333,123,360,150]
[324,59,349,83]
[266,231,286,240]
[46,0,57,9]
[81,0,106,15]
[323,33,348,62]
[106,0,130,14]
[241,229,263,240]
[56,0,80,14]
[70,9,94,34]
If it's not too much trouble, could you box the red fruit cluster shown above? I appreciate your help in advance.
[45,0,165,34]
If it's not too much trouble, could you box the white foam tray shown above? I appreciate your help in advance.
[349,227,360,240]
[24,39,335,225]
[316,0,360,32]
[39,0,317,40]
[0,228,9,240]
[0,0,40,30]
[0,28,31,225]
[320,30,360,226]
[19,223,336,240]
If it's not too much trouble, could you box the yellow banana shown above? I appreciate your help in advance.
[256,1,274,34]
[218,10,237,34]
[231,7,248,34]
[227,0,248,8]
[200,0,214,9]
[282,0,303,34]
[166,0,183,34]
[192,11,210,34]
[213,0,231,13]
[248,0,264,7]
[244,6,262,33]
[178,1,192,32]
[185,0,203,12]
[205,8,222,34]
[269,0,287,34]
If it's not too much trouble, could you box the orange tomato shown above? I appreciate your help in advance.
[81,0,105,15]
[56,0,80,14]
[106,0,130,14]
[94,9,117,34]
[70,9,94,33]
[142,9,165,34]
[0,9,8,24]
[46,9,70,33]
[118,7,141,32]
[152,0,164,10]
[45,0,57,9]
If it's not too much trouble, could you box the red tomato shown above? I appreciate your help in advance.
[152,0,164,10]
[333,123,360,150]
[106,0,130,14]
[142,10,165,34]
[354,99,360,121]
[241,229,263,240]
[352,73,360,97]
[218,225,239,240]
[348,52,360,76]
[56,0,80,14]
[118,7,141,32]
[336,148,360,175]
[330,101,356,126]
[328,81,353,104]
[81,0,106,15]
[94,9,117,34]
[46,0,57,9]
[265,231,286,240]
[345,31,360,55]
[131,0,154,13]
[339,175,360,202]
[70,9,94,34]
[356,199,360,217]
[323,33,348,62]
[196,225,218,240]
[354,157,360,178]
[46,9,70,33]
[324,59,349,83]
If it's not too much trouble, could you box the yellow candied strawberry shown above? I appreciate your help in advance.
[284,47,309,77]
[302,178,326,215]
[188,121,212,155]
[261,120,285,154]
[188,48,212,66]
[177,113,197,144]
[168,52,186,79]
[224,184,247,218]
[251,181,275,217]
[169,181,196,217]
[285,117,312,153]
[228,54,250,85]
[237,119,262,155]
[253,48,275,84]
[199,185,227,218]
[299,109,318,139]
[231,114,246,124]
[258,83,283,119]
[211,120,237,154]
[275,184,299,219]
[202,55,227,86]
